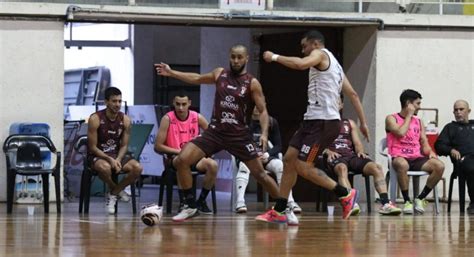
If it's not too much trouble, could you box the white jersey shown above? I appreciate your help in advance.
[303,48,343,120]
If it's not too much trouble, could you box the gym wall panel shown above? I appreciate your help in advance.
[0,20,64,202]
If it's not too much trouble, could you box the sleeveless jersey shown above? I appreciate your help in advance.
[165,110,199,150]
[93,109,125,157]
[387,113,423,159]
[328,119,354,156]
[304,48,343,121]
[210,69,255,136]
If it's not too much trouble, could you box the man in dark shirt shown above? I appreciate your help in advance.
[435,100,474,214]
[155,45,286,223]
[87,87,143,215]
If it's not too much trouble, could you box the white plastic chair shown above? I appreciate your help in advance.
[378,138,439,214]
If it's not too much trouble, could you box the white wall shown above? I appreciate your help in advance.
[375,30,474,201]
[0,21,64,202]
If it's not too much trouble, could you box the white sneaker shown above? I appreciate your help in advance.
[288,201,302,214]
[172,205,199,222]
[235,202,247,213]
[414,198,428,214]
[285,208,299,226]
[106,193,118,215]
[118,191,130,202]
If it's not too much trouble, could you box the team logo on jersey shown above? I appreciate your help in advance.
[220,95,239,111]
[344,125,349,132]
[239,86,247,97]
[221,112,238,124]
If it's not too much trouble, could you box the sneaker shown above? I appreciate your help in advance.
[172,205,199,222]
[105,193,118,215]
[235,202,247,213]
[288,201,302,214]
[414,198,428,214]
[118,191,130,202]
[339,189,359,219]
[379,201,402,215]
[403,201,414,215]
[285,208,299,226]
[467,204,474,214]
[196,201,213,215]
[255,209,287,224]
[351,203,361,216]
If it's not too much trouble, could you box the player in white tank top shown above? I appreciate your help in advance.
[258,30,370,223]
[305,48,343,120]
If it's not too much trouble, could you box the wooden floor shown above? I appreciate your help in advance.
[1,189,474,257]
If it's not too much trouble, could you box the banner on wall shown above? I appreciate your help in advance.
[128,105,163,176]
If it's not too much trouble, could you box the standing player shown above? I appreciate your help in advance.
[258,30,370,223]
[155,44,288,223]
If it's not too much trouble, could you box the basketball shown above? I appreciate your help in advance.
[140,203,163,226]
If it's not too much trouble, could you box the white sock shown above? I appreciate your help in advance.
[235,162,250,205]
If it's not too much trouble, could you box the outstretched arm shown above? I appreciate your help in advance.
[155,62,222,85]
[263,49,324,70]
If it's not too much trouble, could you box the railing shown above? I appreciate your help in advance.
[2,0,473,15]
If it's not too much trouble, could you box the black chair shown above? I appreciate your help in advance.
[448,159,465,213]
[73,135,137,214]
[158,157,217,214]
[3,134,61,214]
[316,171,372,213]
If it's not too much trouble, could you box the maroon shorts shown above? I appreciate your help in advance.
[289,119,341,164]
[192,128,259,161]
[88,153,134,172]
[327,153,372,174]
[392,156,430,171]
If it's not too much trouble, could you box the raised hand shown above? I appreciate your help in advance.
[155,62,172,76]
[263,51,275,63]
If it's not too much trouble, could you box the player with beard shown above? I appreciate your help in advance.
[155,45,288,222]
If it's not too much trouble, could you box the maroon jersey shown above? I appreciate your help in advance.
[328,119,354,156]
[210,69,255,136]
[91,109,125,158]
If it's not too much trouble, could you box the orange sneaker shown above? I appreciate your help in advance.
[339,189,359,219]
[255,209,287,224]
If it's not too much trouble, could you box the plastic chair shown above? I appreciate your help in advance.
[3,134,61,214]
[73,135,137,214]
[447,159,465,213]
[378,138,440,214]
[158,157,217,214]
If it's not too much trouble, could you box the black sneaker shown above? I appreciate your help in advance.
[196,201,213,215]
[467,204,474,215]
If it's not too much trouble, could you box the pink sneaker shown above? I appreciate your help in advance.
[255,209,287,224]
[339,189,359,219]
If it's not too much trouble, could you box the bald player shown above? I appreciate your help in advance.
[155,44,287,223]
[435,100,474,214]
